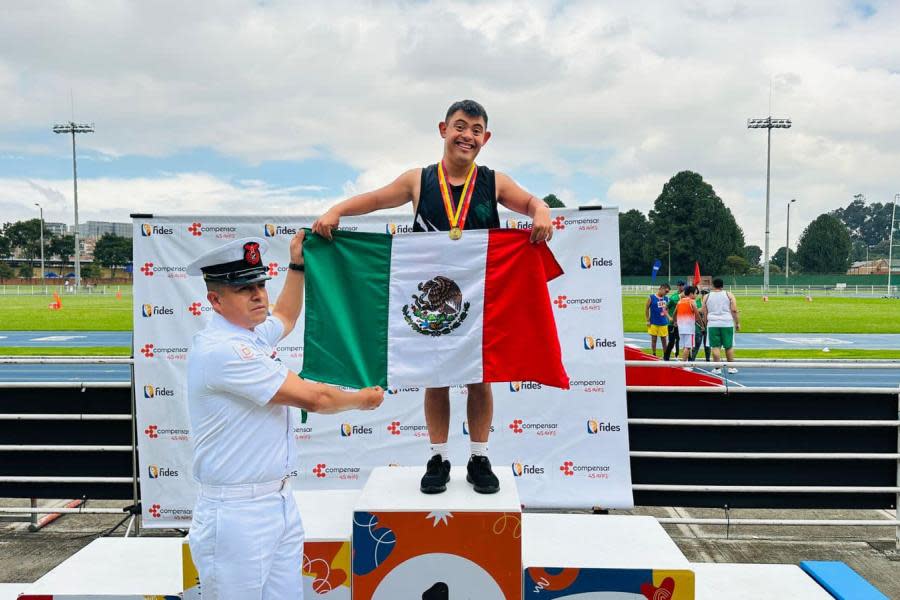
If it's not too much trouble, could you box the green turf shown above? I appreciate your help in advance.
[624,295,900,334]
[0,346,130,356]
[0,294,132,331]
[637,348,900,360]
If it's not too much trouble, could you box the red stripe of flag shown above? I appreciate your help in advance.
[481,229,569,389]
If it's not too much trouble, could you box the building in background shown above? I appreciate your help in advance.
[70,221,132,239]
[848,259,889,275]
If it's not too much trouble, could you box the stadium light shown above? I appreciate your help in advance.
[53,121,94,291]
[889,194,898,294]
[785,198,796,283]
[747,116,792,294]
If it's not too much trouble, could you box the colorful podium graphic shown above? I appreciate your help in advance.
[183,489,360,599]
[523,514,695,599]
[352,466,522,599]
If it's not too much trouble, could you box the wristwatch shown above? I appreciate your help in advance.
[288,262,305,272]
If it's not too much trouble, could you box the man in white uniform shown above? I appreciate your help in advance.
[186,231,384,599]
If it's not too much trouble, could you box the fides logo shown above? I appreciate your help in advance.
[148,464,179,478]
[580,255,615,269]
[583,336,617,350]
[505,219,532,230]
[264,224,297,237]
[340,423,373,437]
[511,462,545,477]
[143,384,174,399]
[386,223,415,235]
[508,381,542,392]
[141,304,174,317]
[586,419,622,434]
[140,224,173,236]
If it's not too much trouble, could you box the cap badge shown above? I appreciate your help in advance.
[243,242,261,266]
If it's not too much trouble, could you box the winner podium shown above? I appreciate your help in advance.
[351,466,522,600]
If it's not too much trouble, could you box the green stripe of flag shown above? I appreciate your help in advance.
[300,229,392,388]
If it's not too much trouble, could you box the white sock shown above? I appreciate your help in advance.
[430,443,448,461]
[470,441,488,457]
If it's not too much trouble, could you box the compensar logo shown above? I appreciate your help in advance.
[275,344,303,359]
[294,422,313,441]
[586,419,622,434]
[508,418,558,437]
[139,343,188,360]
[386,223,415,235]
[141,303,174,318]
[563,215,602,231]
[142,384,175,399]
[462,421,495,435]
[267,262,288,277]
[511,462,545,477]
[508,381,542,393]
[311,463,361,480]
[140,224,173,236]
[387,420,428,437]
[553,295,603,311]
[188,301,212,316]
[147,503,191,521]
[143,424,189,441]
[264,224,298,237]
[583,336,617,350]
[147,464,179,479]
[386,386,420,395]
[551,215,566,230]
[139,261,187,279]
[559,460,611,479]
[340,423,373,437]
[505,218,532,230]
[580,255,614,269]
[188,222,238,239]
[570,379,607,393]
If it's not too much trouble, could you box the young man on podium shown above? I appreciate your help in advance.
[312,99,553,495]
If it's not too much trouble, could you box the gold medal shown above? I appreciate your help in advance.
[437,161,478,238]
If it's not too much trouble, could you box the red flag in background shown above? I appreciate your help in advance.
[693,261,701,286]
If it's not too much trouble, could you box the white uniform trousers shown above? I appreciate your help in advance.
[190,480,305,599]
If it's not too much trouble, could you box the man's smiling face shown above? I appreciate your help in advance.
[440,110,491,164]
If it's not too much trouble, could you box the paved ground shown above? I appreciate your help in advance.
[1,499,897,596]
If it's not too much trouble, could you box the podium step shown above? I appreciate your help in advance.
[19,537,183,598]
[693,563,834,599]
[352,466,522,600]
[523,513,695,598]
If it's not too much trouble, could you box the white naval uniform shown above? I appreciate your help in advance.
[187,312,304,600]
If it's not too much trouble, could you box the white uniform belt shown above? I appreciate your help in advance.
[200,477,288,500]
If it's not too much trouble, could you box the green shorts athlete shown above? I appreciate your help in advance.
[708,326,734,350]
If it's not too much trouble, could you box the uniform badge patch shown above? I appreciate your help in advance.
[233,343,259,361]
[243,242,261,266]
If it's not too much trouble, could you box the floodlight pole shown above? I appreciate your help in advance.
[35,203,44,280]
[889,194,898,295]
[53,121,94,291]
[748,116,791,295]
[785,199,795,283]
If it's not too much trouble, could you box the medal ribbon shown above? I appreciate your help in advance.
[437,161,478,231]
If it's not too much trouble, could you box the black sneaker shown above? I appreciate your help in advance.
[420,454,451,494]
[466,455,500,494]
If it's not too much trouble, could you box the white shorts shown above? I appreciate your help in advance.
[190,482,305,599]
[680,333,695,349]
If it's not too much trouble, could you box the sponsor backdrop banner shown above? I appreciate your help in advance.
[133,209,632,527]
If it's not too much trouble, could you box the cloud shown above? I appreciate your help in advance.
[1,1,899,246]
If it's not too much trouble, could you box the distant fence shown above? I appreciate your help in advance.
[622,273,895,286]
[622,284,898,297]
[0,283,134,296]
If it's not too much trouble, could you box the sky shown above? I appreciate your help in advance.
[1,0,899,249]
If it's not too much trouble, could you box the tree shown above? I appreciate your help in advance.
[4,219,48,265]
[830,194,895,247]
[48,234,75,261]
[648,171,745,275]
[542,194,565,208]
[80,262,100,279]
[618,209,651,275]
[92,234,132,277]
[742,245,762,267]
[771,246,798,272]
[0,262,14,280]
[725,255,750,276]
[796,214,852,273]
[18,264,34,278]
[0,228,10,257]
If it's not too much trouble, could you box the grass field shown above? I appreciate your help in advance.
[0,346,130,356]
[623,296,900,333]
[2,293,900,334]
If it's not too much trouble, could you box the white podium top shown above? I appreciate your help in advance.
[693,563,833,599]
[23,537,183,595]
[522,514,690,571]
[294,489,361,541]
[355,466,521,513]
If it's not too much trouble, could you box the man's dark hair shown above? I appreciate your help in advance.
[712,278,724,289]
[684,285,695,296]
[445,100,488,126]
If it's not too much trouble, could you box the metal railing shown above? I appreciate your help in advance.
[0,357,897,547]
[622,284,898,297]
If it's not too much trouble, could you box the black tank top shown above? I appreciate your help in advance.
[413,164,499,232]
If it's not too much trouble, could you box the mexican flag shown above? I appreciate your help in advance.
[301,228,569,390]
